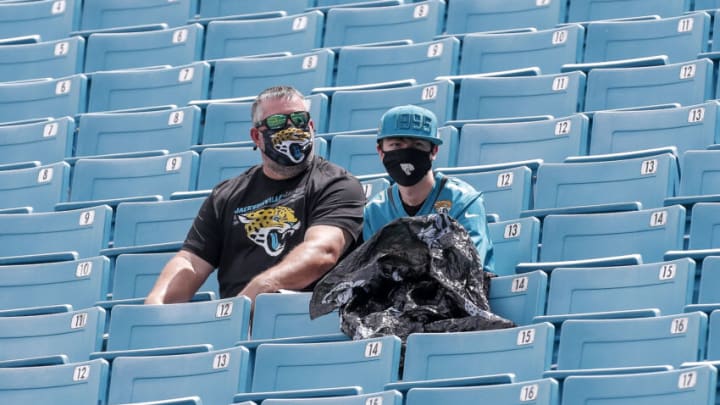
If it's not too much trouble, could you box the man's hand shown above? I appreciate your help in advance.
[238,273,279,303]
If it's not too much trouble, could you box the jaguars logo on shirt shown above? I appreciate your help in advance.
[434,200,452,214]
[236,206,301,256]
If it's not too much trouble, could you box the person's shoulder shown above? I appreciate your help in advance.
[312,157,355,179]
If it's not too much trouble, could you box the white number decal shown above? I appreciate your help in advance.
[688,107,705,123]
[172,29,188,44]
[55,80,71,95]
[71,313,88,329]
[168,110,185,126]
[680,64,696,79]
[413,4,429,18]
[520,383,539,401]
[659,263,676,280]
[551,30,567,45]
[178,67,194,82]
[552,76,569,91]
[640,159,657,175]
[362,184,373,198]
[678,371,697,389]
[511,276,528,293]
[365,397,383,405]
[54,41,69,56]
[670,317,688,334]
[166,156,183,171]
[76,261,93,278]
[421,85,437,100]
[79,210,95,226]
[427,42,444,58]
[215,302,234,318]
[536,0,551,6]
[554,119,571,135]
[43,122,59,137]
[650,210,667,227]
[292,16,308,31]
[504,223,521,239]
[73,365,90,381]
[677,18,694,33]
[302,55,318,70]
[516,328,535,345]
[52,0,66,14]
[37,168,53,183]
[364,341,383,358]
[497,172,514,188]
[213,352,230,369]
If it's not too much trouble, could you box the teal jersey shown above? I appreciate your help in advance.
[364,172,494,272]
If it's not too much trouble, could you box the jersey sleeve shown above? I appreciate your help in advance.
[455,193,495,273]
[181,191,224,268]
[309,173,365,242]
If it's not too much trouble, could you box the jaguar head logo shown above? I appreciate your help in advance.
[271,127,312,164]
[236,206,301,256]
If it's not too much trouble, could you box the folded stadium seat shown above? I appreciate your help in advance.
[0,36,84,82]
[668,150,720,200]
[445,0,562,35]
[79,0,194,30]
[687,257,720,314]
[706,310,720,360]
[562,365,717,404]
[685,204,720,249]
[233,336,401,403]
[324,80,454,133]
[695,0,720,9]
[87,62,210,113]
[0,359,109,404]
[197,0,310,18]
[107,346,251,405]
[459,25,584,75]
[454,114,589,166]
[84,24,204,72]
[0,0,80,41]
[0,74,87,123]
[203,11,324,60]
[195,147,264,190]
[488,271,548,326]
[323,0,444,48]
[0,256,109,311]
[0,306,106,362]
[583,59,713,112]
[334,37,459,86]
[111,252,219,300]
[455,71,586,121]
[359,176,391,199]
[590,102,719,166]
[58,151,198,209]
[210,49,335,99]
[406,378,559,405]
[103,297,250,352]
[250,292,343,341]
[0,205,111,260]
[0,117,74,166]
[583,12,709,64]
[74,106,201,158]
[263,390,402,405]
[436,164,534,220]
[487,216,541,276]
[0,162,70,212]
[567,0,690,22]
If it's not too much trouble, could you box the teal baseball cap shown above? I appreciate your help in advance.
[377,105,442,145]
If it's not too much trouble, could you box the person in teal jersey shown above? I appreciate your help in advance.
[363,104,494,271]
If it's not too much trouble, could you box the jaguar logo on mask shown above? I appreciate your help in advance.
[261,126,313,166]
[400,163,415,176]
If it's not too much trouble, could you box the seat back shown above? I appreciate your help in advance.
[568,0,690,22]
[106,297,250,351]
[488,271,548,326]
[264,390,403,405]
[0,117,74,166]
[328,134,385,176]
[0,256,109,311]
[0,162,70,212]
[113,197,205,248]
[252,336,402,393]
[361,177,392,199]
[540,205,686,262]
[80,0,193,30]
[696,257,720,306]
[108,347,250,405]
[488,217,541,276]
[460,25,583,75]
[85,24,204,72]
[0,0,79,41]
[0,36,84,82]
[196,147,262,190]
[456,71,585,120]
[253,292,341,340]
[406,378,559,405]
[678,150,720,196]
[0,307,106,362]
[446,0,561,34]
[687,203,720,249]
[0,74,87,123]
[707,309,720,360]
[198,0,310,18]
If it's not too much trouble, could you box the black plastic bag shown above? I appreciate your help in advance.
[310,213,515,341]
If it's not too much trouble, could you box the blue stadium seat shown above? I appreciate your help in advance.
[532,152,678,211]
[0,162,70,212]
[204,12,324,60]
[106,297,250,351]
[67,151,199,204]
[562,365,716,404]
[0,359,109,404]
[0,256,109,310]
[583,13,709,63]
[446,0,561,34]
[437,165,533,220]
[567,0,690,22]
[196,147,263,190]
[590,103,719,164]
[455,71,585,120]
[686,203,720,249]
[210,49,334,99]
[111,252,219,300]
[79,0,194,30]
[87,62,210,112]
[0,36,84,81]
[0,117,74,165]
[692,257,720,312]
[455,114,589,165]
[84,24,204,72]
[402,323,554,382]
[197,0,310,18]
[107,346,250,405]
[0,205,112,259]
[264,391,403,405]
[0,307,106,362]
[360,176,391,199]
[0,0,80,41]
[0,74,87,123]
[488,216,541,276]
[252,292,342,340]
[673,150,720,197]
[707,309,720,360]
[556,312,707,370]
[695,0,720,9]
[335,37,459,86]
[460,25,584,75]
[488,271,548,326]
[323,0,444,47]
[584,59,713,112]
[326,80,454,132]
[75,106,201,157]
[406,378,559,405]
[539,205,686,262]
[327,134,385,176]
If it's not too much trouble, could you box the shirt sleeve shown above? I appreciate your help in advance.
[455,193,495,273]
[309,173,365,243]
[181,191,224,268]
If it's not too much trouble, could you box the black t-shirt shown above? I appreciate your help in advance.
[182,157,365,298]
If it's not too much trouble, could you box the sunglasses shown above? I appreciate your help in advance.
[255,111,311,130]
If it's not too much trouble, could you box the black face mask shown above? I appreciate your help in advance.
[259,125,313,166]
[382,147,432,187]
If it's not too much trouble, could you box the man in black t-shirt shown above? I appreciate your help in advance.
[146,86,365,303]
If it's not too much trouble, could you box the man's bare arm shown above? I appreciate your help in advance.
[145,250,215,304]
[239,224,351,302]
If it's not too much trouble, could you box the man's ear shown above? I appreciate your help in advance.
[250,127,262,149]
[308,119,315,132]
[376,142,384,158]
[430,144,440,160]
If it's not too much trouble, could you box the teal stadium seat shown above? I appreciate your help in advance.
[0,0,80,41]
[251,292,342,340]
[0,36,84,82]
[197,0,310,18]
[406,378,559,405]
[264,391,402,405]
[0,74,87,123]
[0,162,70,212]
[488,216,541,276]
[488,271,548,326]
[0,117,74,165]
[79,0,194,30]
[445,0,562,34]
[567,0,690,22]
